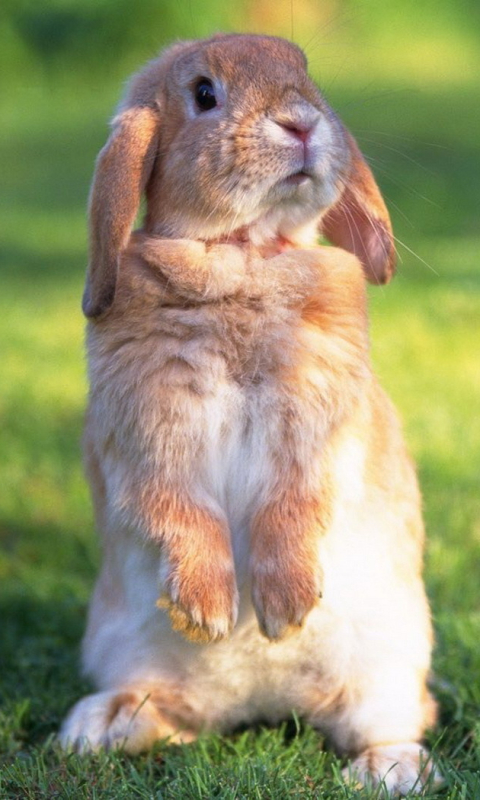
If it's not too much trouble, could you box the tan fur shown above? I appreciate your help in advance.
[60,34,438,795]
[322,131,396,284]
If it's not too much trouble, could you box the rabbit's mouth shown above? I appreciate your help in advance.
[284,170,311,186]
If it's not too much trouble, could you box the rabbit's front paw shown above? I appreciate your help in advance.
[158,560,239,644]
[251,558,322,641]
[262,249,321,301]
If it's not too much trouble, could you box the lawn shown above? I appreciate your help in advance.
[1,3,479,798]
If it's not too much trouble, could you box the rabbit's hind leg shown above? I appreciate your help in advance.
[59,687,196,754]
[342,743,442,796]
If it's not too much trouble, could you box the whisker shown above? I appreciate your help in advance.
[392,235,439,276]
[381,194,415,230]
[357,137,439,177]
[321,55,354,96]
[331,176,394,286]
[354,129,448,150]
[363,155,441,208]
[338,86,417,111]
[337,199,387,291]
[301,7,357,57]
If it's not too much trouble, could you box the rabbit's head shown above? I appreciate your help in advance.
[84,34,395,318]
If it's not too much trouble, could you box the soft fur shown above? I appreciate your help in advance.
[60,34,439,795]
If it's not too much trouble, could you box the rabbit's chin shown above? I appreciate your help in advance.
[148,169,339,254]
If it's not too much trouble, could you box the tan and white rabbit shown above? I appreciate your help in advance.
[60,34,439,794]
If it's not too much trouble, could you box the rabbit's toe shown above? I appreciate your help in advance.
[342,743,442,796]
[252,561,322,641]
[59,689,195,754]
[158,563,239,643]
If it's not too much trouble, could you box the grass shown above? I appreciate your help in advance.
[1,23,480,800]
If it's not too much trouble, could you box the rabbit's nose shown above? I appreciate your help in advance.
[277,120,315,143]
[273,104,321,143]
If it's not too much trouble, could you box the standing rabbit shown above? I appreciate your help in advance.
[60,34,439,795]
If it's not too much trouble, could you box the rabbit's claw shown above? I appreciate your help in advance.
[158,563,239,644]
[251,560,323,641]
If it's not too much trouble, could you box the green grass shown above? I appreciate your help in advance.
[1,9,480,798]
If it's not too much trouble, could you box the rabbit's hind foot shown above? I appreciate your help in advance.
[59,688,196,754]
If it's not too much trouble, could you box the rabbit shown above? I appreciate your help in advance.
[59,34,440,794]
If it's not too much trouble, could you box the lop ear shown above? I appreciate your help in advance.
[83,105,159,318]
[321,130,396,285]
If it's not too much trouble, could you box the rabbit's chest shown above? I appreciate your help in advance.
[193,323,329,527]
[154,304,327,474]
[196,298,300,385]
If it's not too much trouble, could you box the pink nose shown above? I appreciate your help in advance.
[278,121,314,143]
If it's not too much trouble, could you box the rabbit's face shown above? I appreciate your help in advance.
[145,35,348,246]
[84,34,394,318]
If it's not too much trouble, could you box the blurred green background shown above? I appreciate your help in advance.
[1,0,479,793]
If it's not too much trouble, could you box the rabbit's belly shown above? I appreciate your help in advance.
[191,381,274,581]
[197,376,325,555]
[199,383,276,511]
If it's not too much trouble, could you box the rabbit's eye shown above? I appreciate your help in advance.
[194,78,217,111]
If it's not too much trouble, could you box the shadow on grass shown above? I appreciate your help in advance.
[1,585,91,751]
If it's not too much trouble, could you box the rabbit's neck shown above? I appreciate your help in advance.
[245,214,320,252]
[146,207,321,258]
[211,228,293,259]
